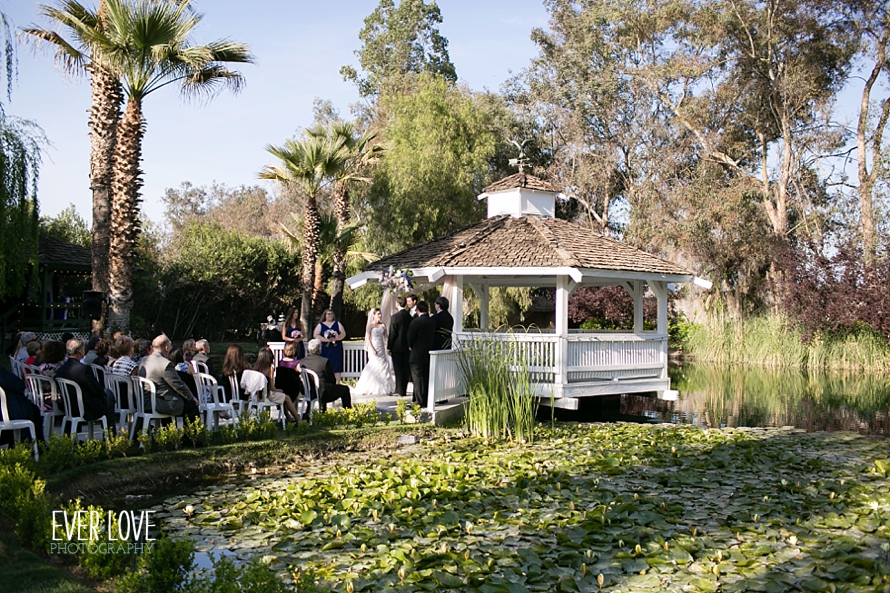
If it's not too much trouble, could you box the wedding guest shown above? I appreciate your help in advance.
[0,366,45,446]
[134,339,151,367]
[55,338,117,433]
[253,348,301,422]
[81,335,102,365]
[23,341,41,367]
[14,332,37,363]
[111,336,139,377]
[92,339,111,367]
[182,339,197,363]
[278,341,301,370]
[221,344,250,403]
[37,340,67,380]
[301,339,352,411]
[138,335,200,423]
[313,309,346,383]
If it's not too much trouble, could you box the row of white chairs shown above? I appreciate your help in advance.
[5,356,327,448]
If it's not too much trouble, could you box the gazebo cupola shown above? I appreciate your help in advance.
[478,172,560,219]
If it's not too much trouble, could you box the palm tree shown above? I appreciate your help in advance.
[260,133,347,336]
[91,0,253,334]
[23,0,123,335]
[310,122,381,319]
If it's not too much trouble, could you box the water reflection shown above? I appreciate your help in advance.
[560,364,890,435]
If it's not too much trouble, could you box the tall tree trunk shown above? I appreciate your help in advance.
[300,194,320,338]
[857,27,890,263]
[329,182,349,319]
[107,98,145,336]
[87,63,122,336]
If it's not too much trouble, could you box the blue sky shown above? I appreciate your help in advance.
[3,1,549,225]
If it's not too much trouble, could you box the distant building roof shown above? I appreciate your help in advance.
[365,215,691,277]
[482,172,560,194]
[38,236,91,270]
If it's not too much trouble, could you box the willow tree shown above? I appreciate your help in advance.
[23,0,123,334]
[260,132,347,336]
[92,0,253,334]
[0,13,42,302]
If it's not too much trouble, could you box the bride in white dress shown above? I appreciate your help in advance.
[354,308,396,396]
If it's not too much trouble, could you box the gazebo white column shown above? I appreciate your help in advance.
[447,275,464,333]
[554,275,577,394]
[649,281,670,384]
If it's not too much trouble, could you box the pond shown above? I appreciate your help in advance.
[574,364,890,436]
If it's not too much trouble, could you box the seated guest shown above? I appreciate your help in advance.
[253,348,301,422]
[192,339,214,375]
[279,341,301,370]
[110,336,139,376]
[38,340,67,379]
[170,348,198,399]
[0,366,44,445]
[23,340,41,367]
[54,338,117,432]
[182,339,197,363]
[92,339,111,367]
[14,332,37,363]
[221,344,250,403]
[134,339,151,367]
[82,335,102,365]
[300,339,351,412]
[138,335,200,422]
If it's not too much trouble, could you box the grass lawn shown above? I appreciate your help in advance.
[0,527,93,593]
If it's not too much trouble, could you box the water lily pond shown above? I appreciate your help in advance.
[153,423,890,592]
[597,364,890,436]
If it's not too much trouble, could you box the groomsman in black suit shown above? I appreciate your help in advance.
[387,296,412,398]
[432,296,454,351]
[406,294,418,317]
[407,301,436,407]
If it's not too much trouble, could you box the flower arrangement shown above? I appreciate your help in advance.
[378,266,415,292]
[323,329,337,340]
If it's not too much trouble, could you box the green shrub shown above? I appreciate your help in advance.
[0,447,53,550]
[60,499,140,579]
[395,399,407,424]
[183,416,209,448]
[104,428,132,458]
[116,536,195,593]
[155,423,184,451]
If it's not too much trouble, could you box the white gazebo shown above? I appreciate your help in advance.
[347,172,710,413]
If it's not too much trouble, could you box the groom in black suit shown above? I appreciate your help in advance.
[407,301,436,407]
[387,296,412,398]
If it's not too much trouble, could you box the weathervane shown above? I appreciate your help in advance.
[509,139,531,173]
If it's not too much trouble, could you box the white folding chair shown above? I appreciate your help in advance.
[0,386,39,460]
[191,360,209,375]
[55,378,108,441]
[24,374,64,438]
[106,374,137,436]
[130,377,177,442]
[241,369,286,428]
[9,356,24,380]
[194,372,236,430]
[91,364,107,386]
[300,368,322,425]
[226,375,250,416]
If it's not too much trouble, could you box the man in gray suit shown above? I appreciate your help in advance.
[139,334,200,422]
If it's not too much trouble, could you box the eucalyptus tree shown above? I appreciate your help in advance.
[314,122,381,319]
[260,133,347,335]
[90,0,253,334]
[845,0,890,260]
[23,0,123,334]
[341,0,456,98]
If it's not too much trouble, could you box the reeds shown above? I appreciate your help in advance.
[684,313,890,371]
[455,333,538,442]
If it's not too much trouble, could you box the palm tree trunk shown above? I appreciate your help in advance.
[88,63,122,336]
[107,98,145,336]
[300,194,320,337]
[329,182,349,320]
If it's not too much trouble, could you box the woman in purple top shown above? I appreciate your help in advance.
[279,341,301,369]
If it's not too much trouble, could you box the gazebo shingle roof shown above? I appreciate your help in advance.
[482,172,560,194]
[365,215,692,276]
